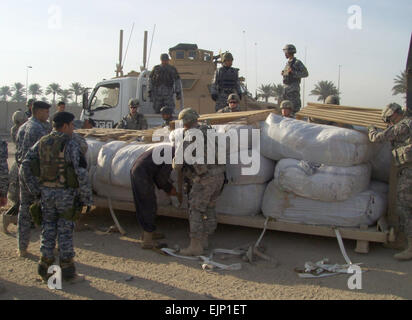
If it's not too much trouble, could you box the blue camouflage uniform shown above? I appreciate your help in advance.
[0,140,9,199]
[15,117,51,251]
[21,131,93,261]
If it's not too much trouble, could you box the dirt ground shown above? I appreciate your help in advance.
[1,135,411,300]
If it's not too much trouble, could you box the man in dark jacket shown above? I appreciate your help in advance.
[130,146,177,249]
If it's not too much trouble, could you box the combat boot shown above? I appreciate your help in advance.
[394,237,412,261]
[180,238,203,256]
[2,214,17,234]
[38,257,55,283]
[17,249,28,258]
[141,231,155,249]
[60,258,85,284]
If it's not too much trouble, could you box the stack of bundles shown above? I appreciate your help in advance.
[260,114,387,227]
[212,124,276,216]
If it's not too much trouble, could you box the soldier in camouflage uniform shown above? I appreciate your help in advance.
[217,93,241,113]
[21,112,92,283]
[115,99,148,130]
[172,108,225,256]
[325,95,340,105]
[15,101,52,256]
[368,103,412,261]
[160,107,176,128]
[280,100,295,118]
[0,139,8,293]
[211,52,242,112]
[149,54,182,114]
[281,44,308,113]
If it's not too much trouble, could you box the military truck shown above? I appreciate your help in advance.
[80,33,277,128]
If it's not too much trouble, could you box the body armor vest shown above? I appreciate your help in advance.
[151,65,178,88]
[217,67,239,90]
[283,58,300,85]
[392,118,412,166]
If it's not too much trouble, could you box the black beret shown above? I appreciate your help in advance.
[160,107,173,115]
[52,111,75,124]
[32,101,51,110]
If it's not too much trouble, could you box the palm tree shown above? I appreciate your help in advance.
[70,82,84,105]
[29,83,43,99]
[0,86,12,101]
[310,81,340,103]
[272,84,284,105]
[392,71,406,99]
[11,82,26,103]
[45,83,62,106]
[58,89,73,104]
[257,84,273,102]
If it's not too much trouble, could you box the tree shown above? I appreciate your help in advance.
[29,83,43,99]
[257,84,273,102]
[58,89,73,104]
[310,81,339,103]
[70,82,84,105]
[45,83,62,106]
[272,84,284,105]
[0,86,12,101]
[392,70,406,99]
[11,82,26,103]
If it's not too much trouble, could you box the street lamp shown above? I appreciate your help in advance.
[26,66,32,104]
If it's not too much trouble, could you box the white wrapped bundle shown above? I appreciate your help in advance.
[85,139,106,168]
[274,159,371,201]
[215,184,267,216]
[262,180,386,227]
[226,151,275,185]
[261,114,373,166]
[95,141,127,185]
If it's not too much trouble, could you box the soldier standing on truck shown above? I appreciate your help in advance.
[217,93,241,113]
[368,103,412,261]
[14,101,52,256]
[21,112,92,283]
[115,99,148,130]
[211,52,242,112]
[172,108,225,256]
[281,44,308,113]
[149,54,182,114]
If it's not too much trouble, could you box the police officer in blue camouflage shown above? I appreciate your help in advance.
[0,138,9,293]
[15,101,52,256]
[281,44,308,113]
[21,112,92,283]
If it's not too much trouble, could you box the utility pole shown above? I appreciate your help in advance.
[26,66,32,104]
[338,65,342,97]
[255,42,258,99]
[302,47,307,108]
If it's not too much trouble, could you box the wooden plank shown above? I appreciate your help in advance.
[93,196,389,244]
[302,107,383,120]
[307,103,382,113]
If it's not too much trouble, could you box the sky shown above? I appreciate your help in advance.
[0,0,411,108]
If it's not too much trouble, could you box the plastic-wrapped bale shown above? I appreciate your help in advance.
[95,141,127,185]
[110,142,172,188]
[212,124,257,154]
[85,139,106,168]
[215,184,267,216]
[369,142,392,183]
[261,113,373,167]
[261,180,386,227]
[274,159,371,202]
[226,150,275,185]
[369,181,389,195]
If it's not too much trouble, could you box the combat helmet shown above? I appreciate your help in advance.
[222,52,234,62]
[280,100,293,110]
[128,98,140,107]
[283,44,297,54]
[160,53,170,61]
[160,106,173,115]
[178,108,199,125]
[227,93,240,103]
[325,95,340,105]
[12,110,27,125]
[381,103,403,123]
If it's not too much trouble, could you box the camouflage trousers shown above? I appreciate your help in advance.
[283,84,302,113]
[188,173,225,240]
[17,183,35,251]
[215,90,236,112]
[40,188,76,260]
[397,167,412,237]
[152,85,176,114]
[8,162,20,205]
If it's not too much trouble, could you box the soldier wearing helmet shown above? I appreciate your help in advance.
[325,95,340,105]
[115,99,148,130]
[172,108,225,256]
[148,53,182,114]
[211,52,242,112]
[281,44,308,113]
[160,106,176,127]
[368,103,412,261]
[280,100,295,118]
[217,93,241,113]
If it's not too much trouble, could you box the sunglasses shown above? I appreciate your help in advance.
[229,101,237,104]
[130,106,138,109]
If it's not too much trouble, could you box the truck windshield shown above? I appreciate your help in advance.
[90,83,120,111]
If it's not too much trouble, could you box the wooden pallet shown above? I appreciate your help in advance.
[93,195,394,254]
[296,103,387,129]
